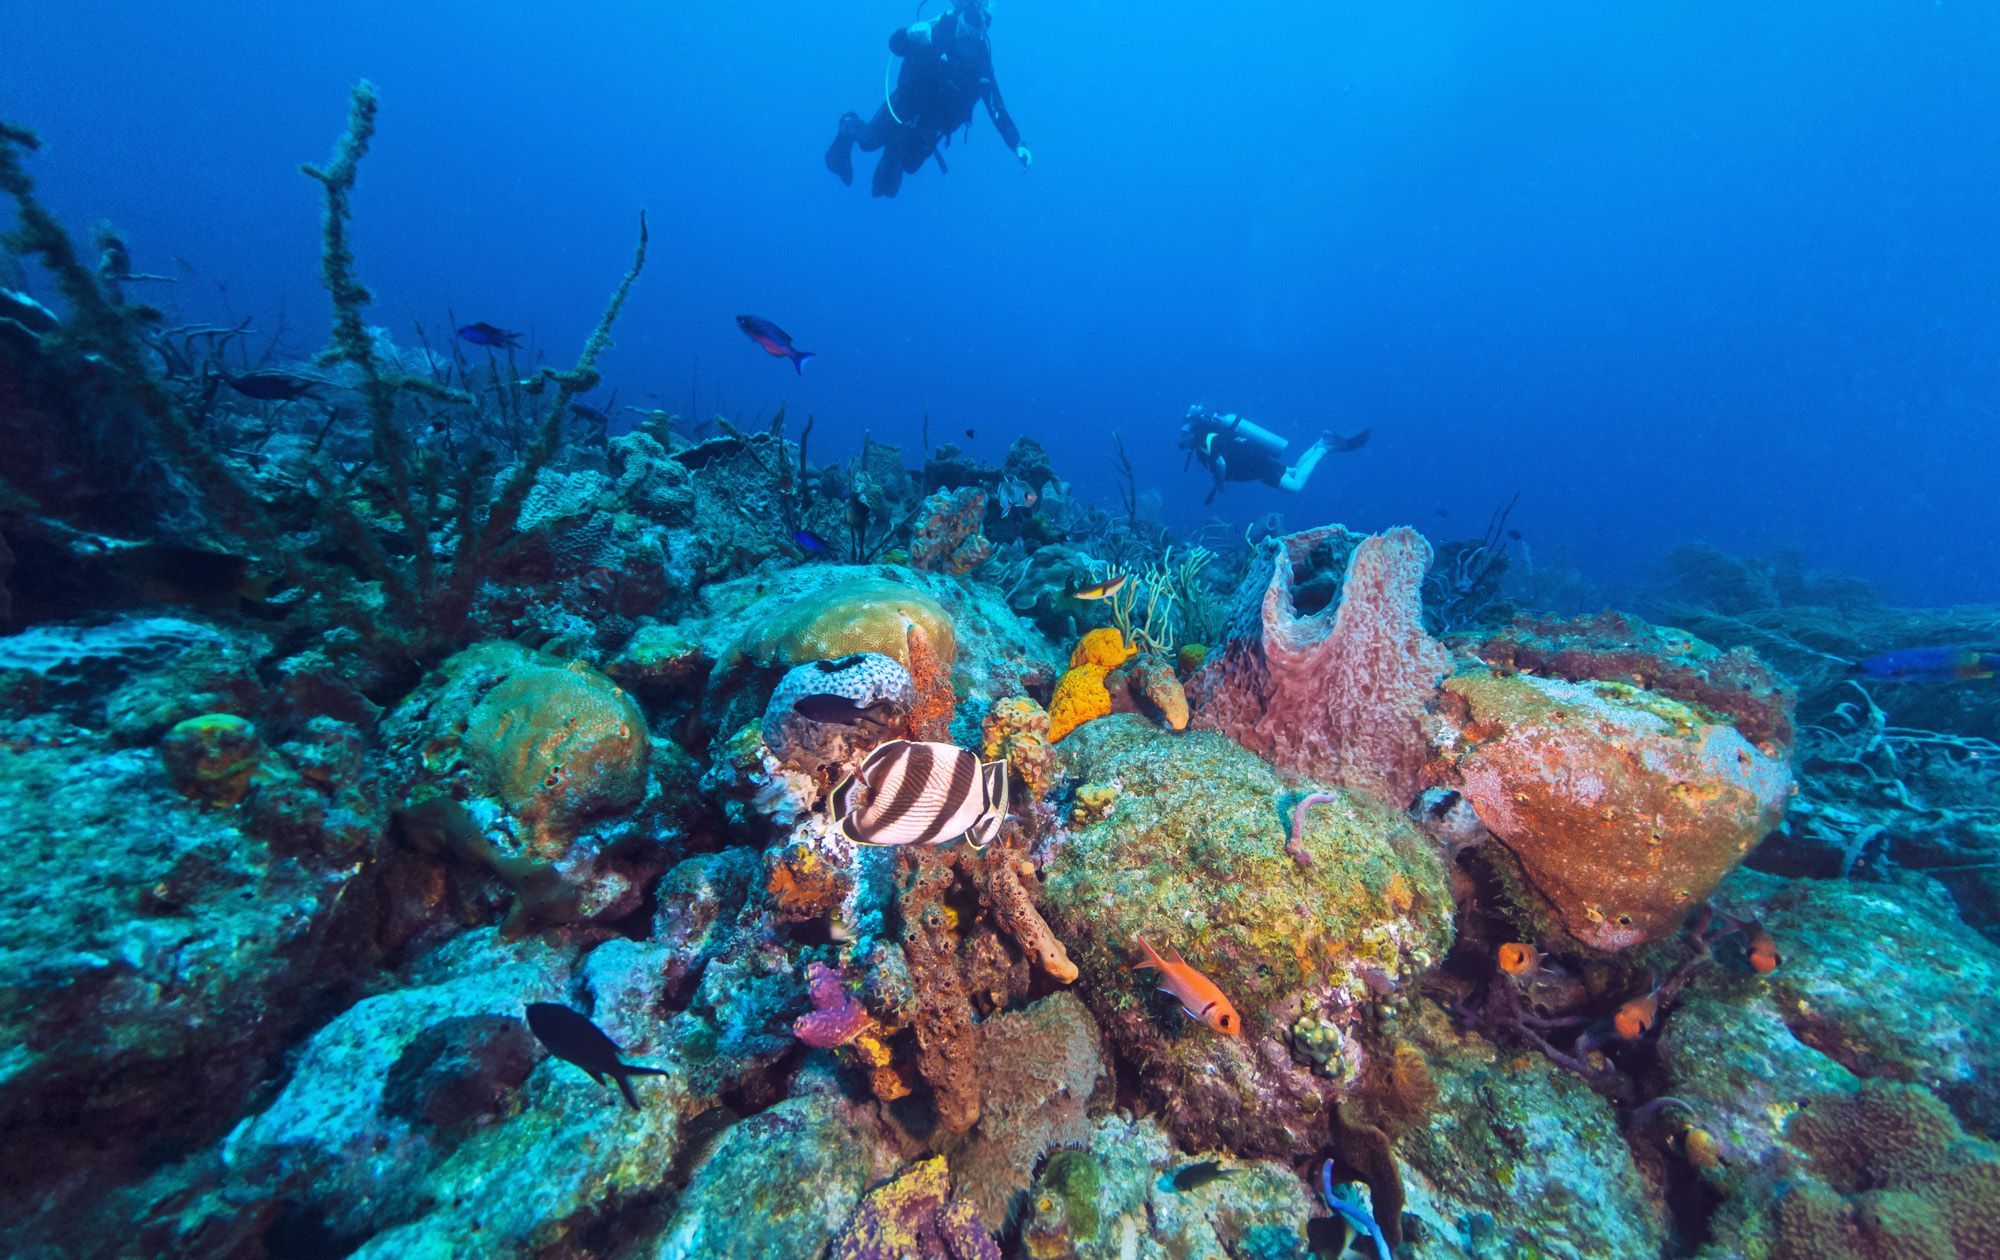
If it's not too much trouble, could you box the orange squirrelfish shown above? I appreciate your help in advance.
[1747,925,1782,975]
[1614,991,1660,1040]
[1134,935,1241,1036]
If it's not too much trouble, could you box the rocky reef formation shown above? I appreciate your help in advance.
[7,83,1999,1260]
[1433,668,1792,950]
[1045,715,1453,1156]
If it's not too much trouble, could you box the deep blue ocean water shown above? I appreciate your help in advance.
[8,1,1996,604]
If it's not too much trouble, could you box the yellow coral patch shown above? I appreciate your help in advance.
[1048,664,1113,743]
[1070,627,1137,670]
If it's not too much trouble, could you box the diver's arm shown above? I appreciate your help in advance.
[888,19,936,56]
[984,83,1027,159]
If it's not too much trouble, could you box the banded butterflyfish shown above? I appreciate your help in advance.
[829,739,1010,847]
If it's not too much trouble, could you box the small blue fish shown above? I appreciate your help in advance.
[1321,1162,1393,1260]
[1853,646,1999,683]
[458,322,522,349]
[737,315,815,375]
[792,528,831,554]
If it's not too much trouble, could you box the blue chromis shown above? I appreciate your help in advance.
[457,321,522,349]
[792,528,831,554]
[1853,646,2000,682]
[523,1002,670,1110]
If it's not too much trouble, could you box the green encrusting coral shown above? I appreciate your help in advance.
[1042,715,1452,1155]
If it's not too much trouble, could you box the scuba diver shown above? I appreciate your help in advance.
[1180,406,1371,505]
[825,0,1031,199]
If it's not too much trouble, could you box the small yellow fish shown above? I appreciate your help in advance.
[1069,573,1128,601]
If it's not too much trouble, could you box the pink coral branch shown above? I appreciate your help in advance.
[1288,792,1337,867]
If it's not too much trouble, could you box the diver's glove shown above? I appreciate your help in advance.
[1016,145,1033,169]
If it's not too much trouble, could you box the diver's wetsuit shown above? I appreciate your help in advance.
[827,10,1024,198]
[1183,409,1335,504]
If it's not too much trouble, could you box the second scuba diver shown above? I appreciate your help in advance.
[1180,406,1371,504]
[826,0,1031,199]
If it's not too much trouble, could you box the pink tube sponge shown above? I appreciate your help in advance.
[1190,526,1448,808]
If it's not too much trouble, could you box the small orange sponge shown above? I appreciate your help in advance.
[1070,627,1137,670]
[1047,663,1113,743]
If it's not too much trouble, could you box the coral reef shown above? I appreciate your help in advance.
[981,695,1058,801]
[1044,716,1452,1155]
[9,76,1996,1258]
[910,487,996,575]
[1191,525,1448,807]
[1433,668,1792,950]
[832,1156,1001,1260]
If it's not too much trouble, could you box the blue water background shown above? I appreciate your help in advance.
[7,2,1996,604]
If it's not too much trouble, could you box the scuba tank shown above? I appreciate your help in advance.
[1190,407,1290,458]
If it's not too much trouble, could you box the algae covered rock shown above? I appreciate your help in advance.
[1043,715,1452,1156]
[1663,869,2000,1145]
[1434,667,1792,951]
[1702,1079,2000,1260]
[1395,1001,1668,1259]
[1019,1114,1315,1259]
[649,1090,901,1259]
[0,723,377,1249]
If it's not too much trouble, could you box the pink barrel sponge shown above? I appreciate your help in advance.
[1190,526,1449,808]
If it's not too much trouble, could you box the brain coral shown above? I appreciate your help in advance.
[463,657,650,842]
[732,577,956,675]
[1433,668,1791,950]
